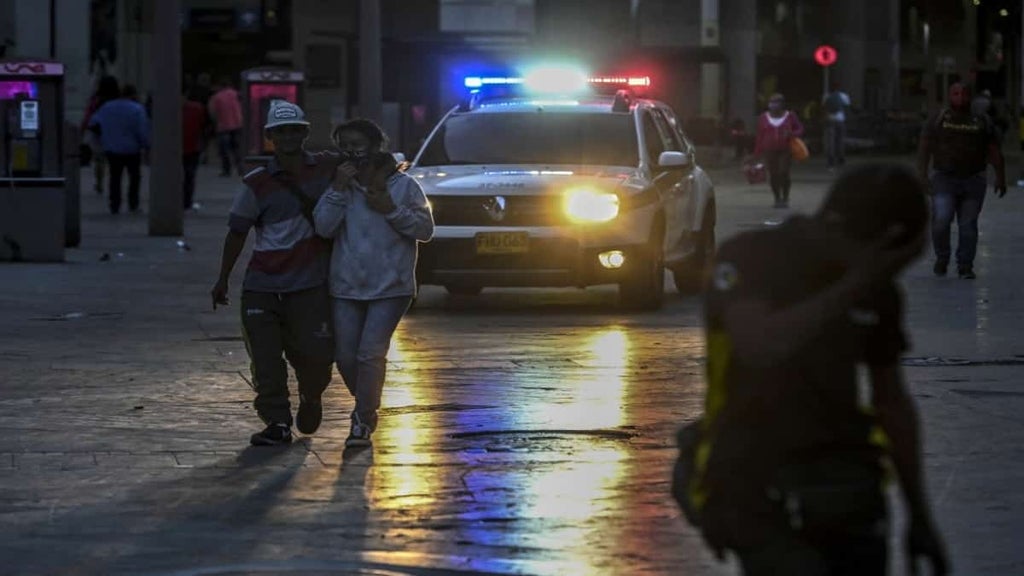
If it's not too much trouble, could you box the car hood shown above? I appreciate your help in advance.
[407,165,647,196]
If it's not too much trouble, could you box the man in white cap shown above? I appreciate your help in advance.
[210,100,339,446]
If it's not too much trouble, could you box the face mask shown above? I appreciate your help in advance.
[341,149,371,168]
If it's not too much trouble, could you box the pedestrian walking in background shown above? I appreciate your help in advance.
[917,82,1007,280]
[210,101,336,446]
[87,82,150,214]
[80,75,120,195]
[313,118,434,449]
[674,163,948,576]
[208,75,244,177]
[190,72,215,165]
[181,86,207,210]
[752,93,804,209]
[822,81,851,169]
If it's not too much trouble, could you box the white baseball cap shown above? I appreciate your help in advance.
[264,100,310,130]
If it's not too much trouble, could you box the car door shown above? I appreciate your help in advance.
[645,109,691,264]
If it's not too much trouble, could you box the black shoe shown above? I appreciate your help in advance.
[296,395,322,435]
[345,419,372,449]
[933,260,948,276]
[958,267,976,280]
[250,422,292,446]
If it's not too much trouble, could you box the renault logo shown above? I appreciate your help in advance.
[482,196,507,222]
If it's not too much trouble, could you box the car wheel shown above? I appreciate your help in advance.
[619,231,665,311]
[445,285,483,296]
[673,204,716,294]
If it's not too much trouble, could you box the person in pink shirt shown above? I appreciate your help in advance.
[752,93,804,209]
[208,76,244,177]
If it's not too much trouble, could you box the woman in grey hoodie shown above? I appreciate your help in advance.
[313,118,434,448]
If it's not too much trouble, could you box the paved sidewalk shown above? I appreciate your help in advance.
[0,154,1022,575]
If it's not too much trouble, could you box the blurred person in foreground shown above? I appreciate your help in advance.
[674,163,948,576]
[211,101,336,446]
[313,118,433,449]
[917,82,1006,280]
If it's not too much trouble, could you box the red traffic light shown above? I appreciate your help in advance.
[814,45,837,67]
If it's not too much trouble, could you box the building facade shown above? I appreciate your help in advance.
[2,0,1020,151]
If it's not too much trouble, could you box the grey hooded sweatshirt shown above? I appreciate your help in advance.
[313,172,434,300]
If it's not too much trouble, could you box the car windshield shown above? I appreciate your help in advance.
[416,112,638,167]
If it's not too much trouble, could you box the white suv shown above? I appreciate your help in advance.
[407,72,716,310]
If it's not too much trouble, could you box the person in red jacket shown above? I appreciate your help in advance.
[182,87,208,209]
[753,93,804,208]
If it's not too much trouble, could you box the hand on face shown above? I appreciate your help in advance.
[333,162,358,189]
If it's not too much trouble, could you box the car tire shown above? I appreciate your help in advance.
[445,285,483,296]
[619,230,665,311]
[673,204,716,294]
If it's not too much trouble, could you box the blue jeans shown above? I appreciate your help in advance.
[333,296,412,432]
[824,120,846,167]
[217,129,242,176]
[930,171,987,269]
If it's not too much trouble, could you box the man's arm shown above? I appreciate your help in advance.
[988,140,1007,197]
[916,131,932,183]
[211,230,247,309]
[870,363,949,575]
[720,228,923,370]
[721,276,864,369]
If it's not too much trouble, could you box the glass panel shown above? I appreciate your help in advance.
[418,112,637,167]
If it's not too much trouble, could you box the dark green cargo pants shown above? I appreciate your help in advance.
[240,284,334,426]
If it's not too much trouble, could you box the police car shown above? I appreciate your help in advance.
[407,66,716,310]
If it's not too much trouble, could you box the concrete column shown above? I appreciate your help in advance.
[147,0,182,236]
[699,0,721,118]
[12,0,51,57]
[860,0,900,110]
[832,0,865,106]
[359,0,383,123]
[721,0,758,124]
[116,0,154,95]
[56,0,92,125]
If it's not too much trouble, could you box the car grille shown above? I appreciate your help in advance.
[419,237,581,270]
[429,195,564,227]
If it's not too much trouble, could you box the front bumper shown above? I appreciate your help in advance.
[416,231,651,288]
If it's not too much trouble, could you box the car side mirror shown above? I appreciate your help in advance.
[392,152,407,164]
[657,150,691,171]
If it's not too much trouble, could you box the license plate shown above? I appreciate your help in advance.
[475,232,529,254]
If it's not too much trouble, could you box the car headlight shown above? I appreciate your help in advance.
[563,188,620,223]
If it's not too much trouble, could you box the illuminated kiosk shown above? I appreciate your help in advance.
[0,60,68,262]
[240,67,305,167]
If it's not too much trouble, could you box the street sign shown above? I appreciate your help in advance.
[815,45,837,67]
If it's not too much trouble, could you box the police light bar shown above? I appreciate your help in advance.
[464,76,524,89]
[588,76,652,88]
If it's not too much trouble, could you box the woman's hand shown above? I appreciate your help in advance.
[333,162,358,189]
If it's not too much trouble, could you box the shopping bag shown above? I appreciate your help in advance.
[790,137,809,161]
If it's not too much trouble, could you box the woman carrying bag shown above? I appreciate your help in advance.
[751,93,805,209]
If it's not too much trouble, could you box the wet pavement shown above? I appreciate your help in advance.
[1,151,1023,575]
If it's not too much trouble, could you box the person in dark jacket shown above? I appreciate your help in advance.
[682,163,948,576]
[917,82,1007,279]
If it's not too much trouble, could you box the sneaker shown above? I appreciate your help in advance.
[958,267,976,280]
[250,422,292,446]
[933,260,948,276]
[345,421,372,449]
[296,394,323,435]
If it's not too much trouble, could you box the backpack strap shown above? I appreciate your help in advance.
[273,174,318,227]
